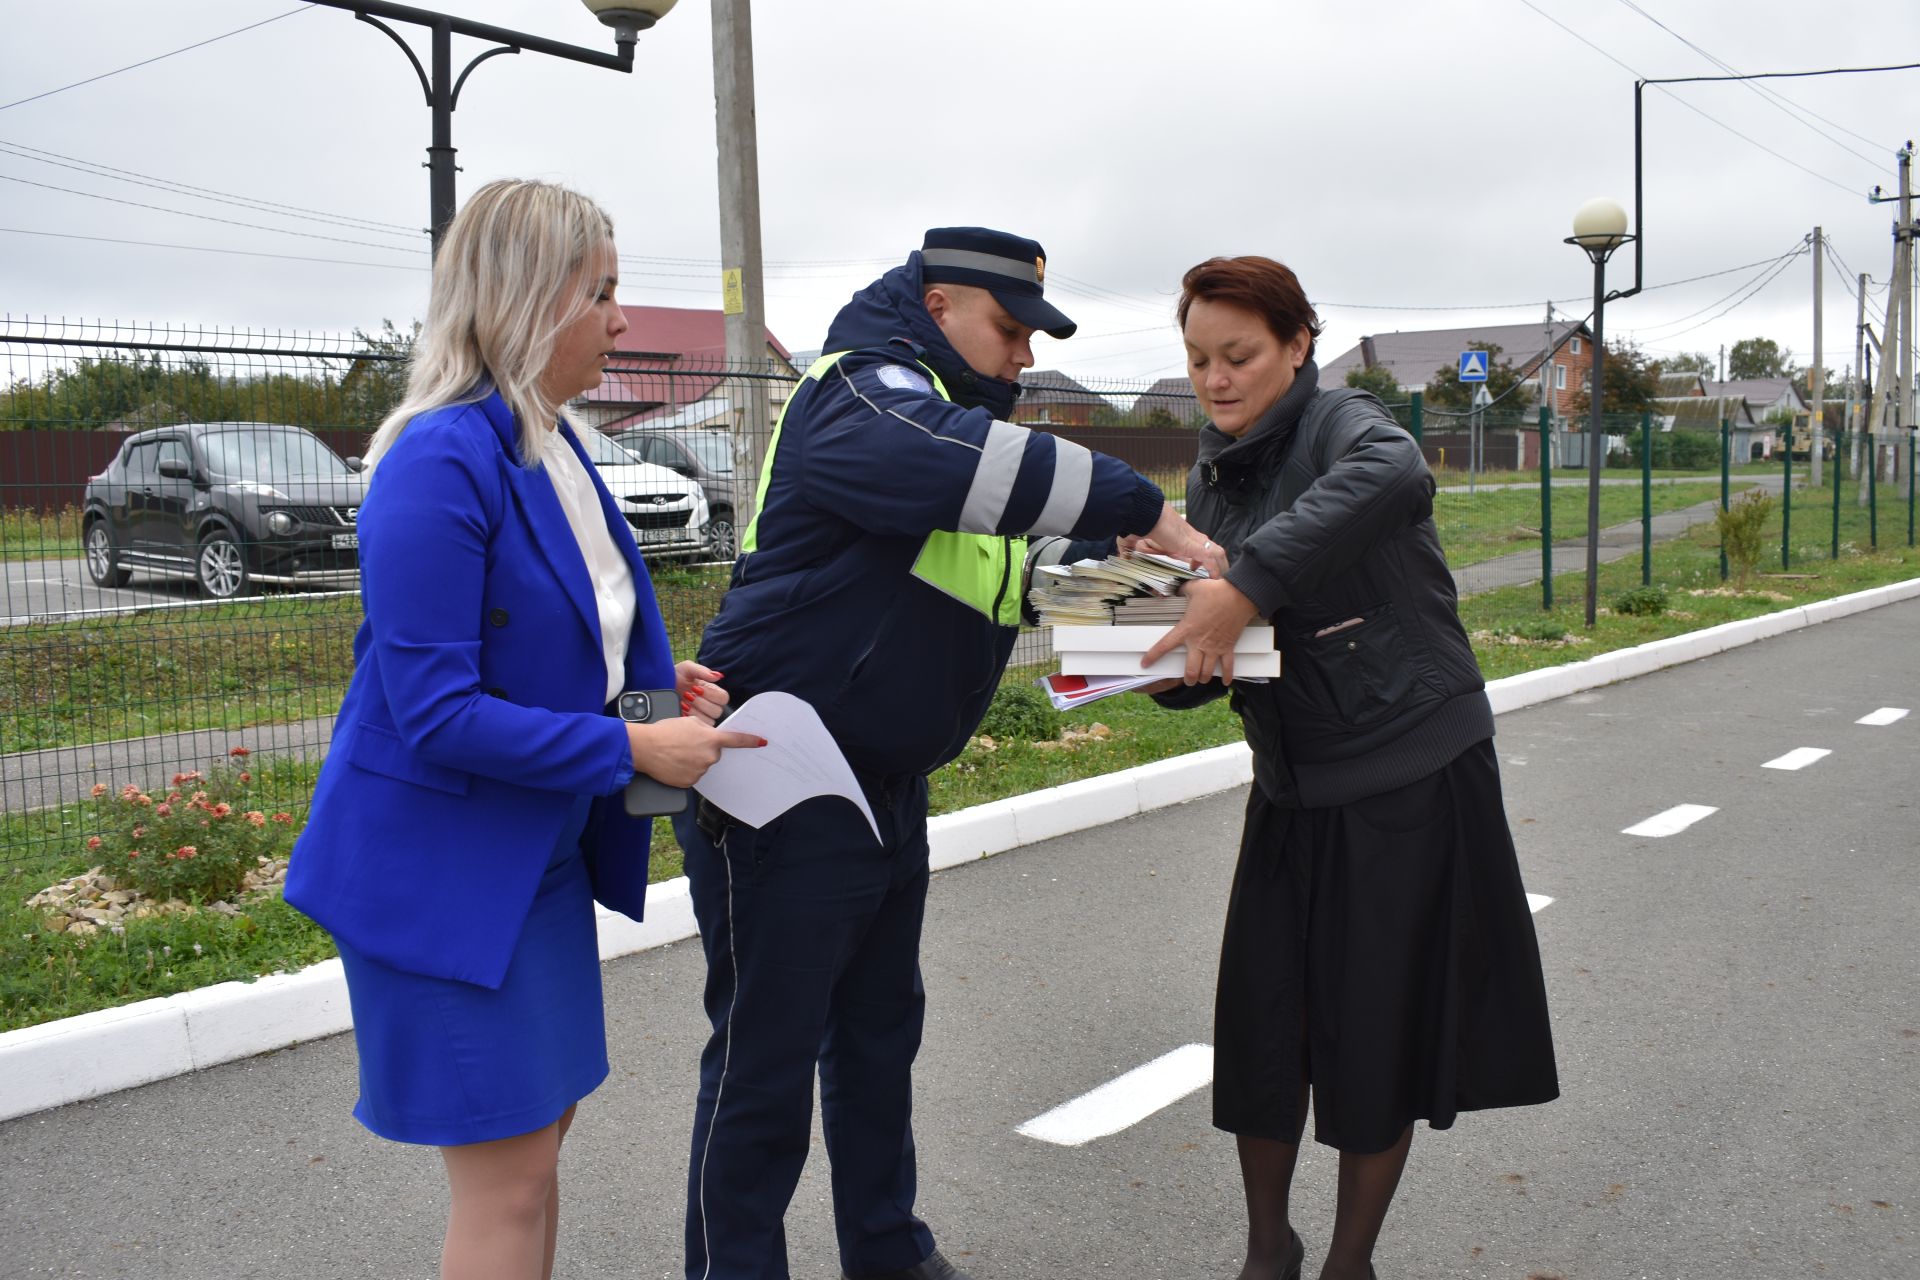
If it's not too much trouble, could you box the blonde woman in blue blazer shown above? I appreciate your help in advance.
[286,179,762,1280]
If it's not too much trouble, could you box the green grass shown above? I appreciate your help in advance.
[0,597,362,755]
[1433,480,1750,566]
[1460,479,1920,680]
[0,505,83,559]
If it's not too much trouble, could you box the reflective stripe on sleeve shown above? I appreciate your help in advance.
[957,420,1032,533]
[1028,436,1093,535]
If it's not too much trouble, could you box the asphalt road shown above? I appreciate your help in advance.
[1,601,1915,1280]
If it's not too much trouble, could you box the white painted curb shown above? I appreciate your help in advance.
[5,576,1917,1122]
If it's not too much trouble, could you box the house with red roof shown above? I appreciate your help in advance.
[579,306,798,433]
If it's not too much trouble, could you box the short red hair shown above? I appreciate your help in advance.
[1177,256,1322,362]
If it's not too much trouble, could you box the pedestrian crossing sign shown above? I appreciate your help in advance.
[1458,350,1489,382]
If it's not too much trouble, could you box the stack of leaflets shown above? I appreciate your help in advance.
[1033,550,1280,681]
[1026,551,1205,628]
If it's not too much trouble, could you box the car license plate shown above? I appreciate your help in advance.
[639,526,682,544]
[331,533,359,549]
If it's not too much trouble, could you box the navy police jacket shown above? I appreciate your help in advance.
[285,391,675,989]
[696,254,1164,778]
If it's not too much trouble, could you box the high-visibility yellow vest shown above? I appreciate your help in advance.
[742,351,1026,626]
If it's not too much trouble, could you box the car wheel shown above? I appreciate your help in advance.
[704,510,737,562]
[196,531,250,599]
[84,521,133,587]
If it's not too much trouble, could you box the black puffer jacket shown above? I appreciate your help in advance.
[1157,361,1493,807]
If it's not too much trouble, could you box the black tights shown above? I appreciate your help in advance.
[1234,1092,1413,1280]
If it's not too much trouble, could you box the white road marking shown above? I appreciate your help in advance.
[1622,804,1718,838]
[1526,893,1554,913]
[1857,707,1910,726]
[1762,747,1831,771]
[1017,1043,1214,1147]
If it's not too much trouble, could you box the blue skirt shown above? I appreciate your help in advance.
[337,795,609,1146]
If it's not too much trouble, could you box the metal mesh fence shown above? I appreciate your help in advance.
[16,318,1897,871]
[0,319,1211,867]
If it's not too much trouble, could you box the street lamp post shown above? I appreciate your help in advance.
[1565,197,1635,628]
[305,0,677,248]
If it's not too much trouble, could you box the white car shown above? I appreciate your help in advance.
[575,429,710,559]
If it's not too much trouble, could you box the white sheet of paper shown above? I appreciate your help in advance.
[691,691,881,843]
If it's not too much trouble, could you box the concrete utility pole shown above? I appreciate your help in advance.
[1849,271,1867,463]
[1811,226,1824,486]
[1896,147,1912,498]
[711,0,770,529]
[1864,148,1910,498]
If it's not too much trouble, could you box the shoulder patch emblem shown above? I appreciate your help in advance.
[876,364,932,394]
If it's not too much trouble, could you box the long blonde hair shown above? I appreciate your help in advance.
[366,179,614,469]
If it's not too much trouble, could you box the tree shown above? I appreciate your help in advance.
[1655,351,1715,376]
[1425,342,1534,411]
[1791,365,1837,403]
[1728,336,1795,380]
[1344,363,1402,400]
[1569,339,1658,413]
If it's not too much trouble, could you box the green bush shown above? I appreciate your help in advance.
[81,750,295,903]
[1624,429,1722,470]
[974,681,1059,742]
[1611,585,1670,616]
[1714,490,1775,587]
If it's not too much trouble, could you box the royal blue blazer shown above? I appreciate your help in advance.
[285,391,676,989]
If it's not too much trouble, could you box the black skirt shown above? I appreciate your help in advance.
[1212,738,1559,1154]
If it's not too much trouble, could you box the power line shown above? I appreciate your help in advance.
[1611,0,1889,169]
[0,142,425,241]
[0,225,429,273]
[0,172,429,254]
[0,8,311,112]
[1627,246,1809,342]
[1625,240,1811,334]
[1513,0,1863,194]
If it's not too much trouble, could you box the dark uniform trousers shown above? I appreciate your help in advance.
[673,772,939,1280]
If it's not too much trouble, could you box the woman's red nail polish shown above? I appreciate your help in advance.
[756,737,769,747]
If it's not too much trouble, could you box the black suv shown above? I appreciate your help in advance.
[82,423,368,599]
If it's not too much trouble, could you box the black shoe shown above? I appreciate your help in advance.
[1286,1230,1306,1280]
[843,1249,974,1280]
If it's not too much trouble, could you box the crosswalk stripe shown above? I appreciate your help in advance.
[1017,1044,1214,1147]
[1857,707,1909,726]
[1762,747,1831,771]
[1622,803,1718,838]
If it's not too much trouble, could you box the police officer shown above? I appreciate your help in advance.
[673,227,1215,1280]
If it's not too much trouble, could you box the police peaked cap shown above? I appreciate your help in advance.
[919,227,1077,340]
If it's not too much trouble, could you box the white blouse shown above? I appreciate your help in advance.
[540,426,636,705]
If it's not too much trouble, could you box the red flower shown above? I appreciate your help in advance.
[238,772,252,783]
[228,747,250,758]
[90,783,108,798]
[210,803,232,819]
[86,836,103,850]
[245,811,267,827]
[176,846,197,859]
[272,812,293,824]
[136,794,153,807]
[131,825,146,839]
[154,803,172,817]
[127,850,140,860]
[121,784,141,801]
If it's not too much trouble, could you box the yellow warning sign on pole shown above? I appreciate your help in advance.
[722,268,744,316]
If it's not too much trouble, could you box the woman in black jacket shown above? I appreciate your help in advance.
[1138,256,1558,1280]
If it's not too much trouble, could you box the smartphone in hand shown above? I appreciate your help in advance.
[618,689,689,817]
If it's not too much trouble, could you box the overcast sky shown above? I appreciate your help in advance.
[3,1,1916,388]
